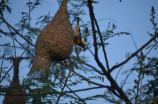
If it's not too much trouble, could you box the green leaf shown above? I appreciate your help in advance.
[5,5,12,13]
[1,67,8,69]
[151,6,155,13]
[102,77,104,82]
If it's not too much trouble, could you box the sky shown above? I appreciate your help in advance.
[0,0,158,104]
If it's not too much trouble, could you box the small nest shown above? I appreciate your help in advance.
[28,0,73,78]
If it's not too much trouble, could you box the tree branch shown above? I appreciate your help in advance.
[57,61,109,88]
[93,9,110,72]
[110,32,158,73]
[78,60,104,75]
[0,45,23,49]
[87,0,107,75]
[56,62,122,98]
[0,17,35,47]
[0,49,5,79]
[0,87,104,96]
[0,30,34,57]
[56,68,72,104]
[64,87,104,93]
[87,1,132,103]
[7,35,34,57]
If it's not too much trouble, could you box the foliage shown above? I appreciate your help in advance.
[0,0,12,17]
[0,0,158,104]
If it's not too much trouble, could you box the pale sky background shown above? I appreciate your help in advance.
[0,0,158,104]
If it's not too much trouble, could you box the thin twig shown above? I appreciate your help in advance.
[129,29,138,50]
[0,49,6,79]
[78,60,104,75]
[65,86,104,93]
[0,45,23,49]
[56,68,72,104]
[0,86,101,96]
[115,66,123,81]
[87,46,94,56]
[129,29,140,65]
[0,87,103,97]
[57,0,60,5]
[71,1,85,26]
[28,0,31,50]
[121,69,133,89]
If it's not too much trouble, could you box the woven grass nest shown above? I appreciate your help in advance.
[3,58,25,104]
[28,0,73,78]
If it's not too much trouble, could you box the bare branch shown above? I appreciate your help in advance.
[87,46,94,56]
[93,9,110,72]
[121,69,133,89]
[87,0,110,71]
[0,45,23,49]
[115,66,123,81]
[0,49,6,79]
[87,0,107,75]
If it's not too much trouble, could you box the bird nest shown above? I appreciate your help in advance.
[28,0,73,79]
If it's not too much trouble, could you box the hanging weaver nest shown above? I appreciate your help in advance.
[3,57,25,104]
[28,0,73,79]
